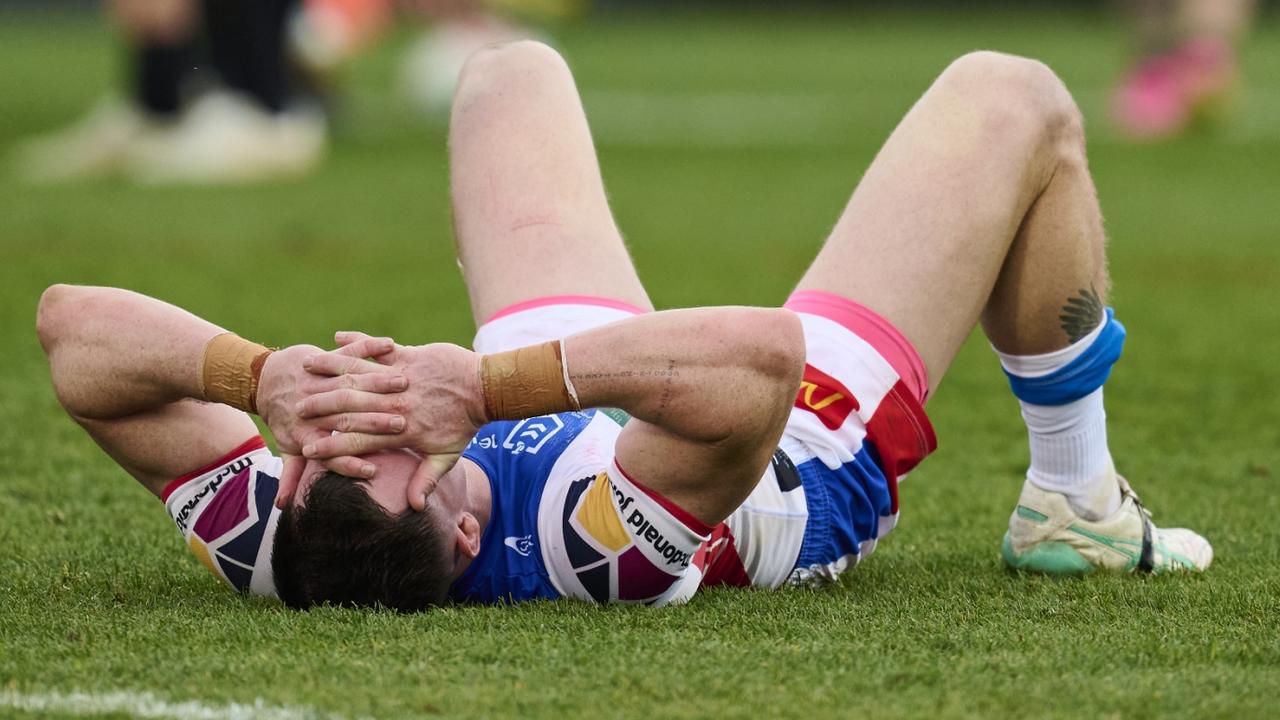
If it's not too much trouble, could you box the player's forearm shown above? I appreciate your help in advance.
[37,284,227,419]
[562,307,804,443]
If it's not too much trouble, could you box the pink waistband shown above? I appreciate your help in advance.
[784,290,929,404]
[486,294,650,323]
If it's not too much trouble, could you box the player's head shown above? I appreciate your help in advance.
[271,451,458,612]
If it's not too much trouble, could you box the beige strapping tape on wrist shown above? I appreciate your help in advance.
[200,332,274,414]
[480,339,581,421]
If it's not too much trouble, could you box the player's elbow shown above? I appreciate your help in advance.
[36,283,80,355]
[37,284,94,413]
[752,308,806,396]
[759,310,806,426]
[708,309,805,445]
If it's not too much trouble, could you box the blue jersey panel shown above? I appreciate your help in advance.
[793,444,893,570]
[448,411,598,604]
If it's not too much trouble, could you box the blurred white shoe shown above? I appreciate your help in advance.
[126,91,326,184]
[12,97,157,183]
[400,18,542,119]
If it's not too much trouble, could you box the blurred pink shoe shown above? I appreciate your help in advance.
[1112,38,1237,140]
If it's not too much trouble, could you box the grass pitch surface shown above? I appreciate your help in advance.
[2,6,1279,719]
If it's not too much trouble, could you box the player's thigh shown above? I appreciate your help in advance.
[448,40,652,325]
[793,53,1065,393]
[77,399,260,496]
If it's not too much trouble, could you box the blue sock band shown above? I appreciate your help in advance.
[1003,308,1126,406]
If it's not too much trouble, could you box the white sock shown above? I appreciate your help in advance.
[997,329,1122,521]
[1017,389,1119,520]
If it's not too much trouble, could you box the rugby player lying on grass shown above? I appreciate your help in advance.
[38,42,1211,612]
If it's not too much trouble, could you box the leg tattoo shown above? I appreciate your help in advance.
[1059,286,1104,343]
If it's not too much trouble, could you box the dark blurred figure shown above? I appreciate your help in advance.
[1112,0,1257,140]
[14,0,325,183]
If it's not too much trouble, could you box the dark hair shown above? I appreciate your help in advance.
[272,471,453,612]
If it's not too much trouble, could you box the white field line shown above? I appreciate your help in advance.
[0,689,370,720]
[577,87,1280,147]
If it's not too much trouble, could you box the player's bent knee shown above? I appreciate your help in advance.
[939,51,1081,150]
[943,51,1064,104]
[455,40,570,99]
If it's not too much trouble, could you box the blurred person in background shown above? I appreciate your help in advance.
[14,0,327,183]
[13,0,577,183]
[1113,0,1257,140]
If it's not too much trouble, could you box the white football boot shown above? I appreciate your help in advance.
[12,97,155,182]
[1002,464,1212,575]
[126,91,326,184]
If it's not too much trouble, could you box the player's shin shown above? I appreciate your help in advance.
[994,306,1126,521]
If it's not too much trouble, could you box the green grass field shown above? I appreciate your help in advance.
[2,5,1279,718]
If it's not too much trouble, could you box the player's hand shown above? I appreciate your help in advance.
[256,337,406,508]
[295,337,486,511]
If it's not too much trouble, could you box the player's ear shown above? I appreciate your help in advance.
[454,513,481,560]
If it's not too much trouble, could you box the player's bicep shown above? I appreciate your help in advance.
[613,416,777,528]
[76,399,260,497]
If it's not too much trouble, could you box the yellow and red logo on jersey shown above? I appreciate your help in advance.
[794,363,860,430]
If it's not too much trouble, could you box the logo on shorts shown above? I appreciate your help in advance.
[795,364,860,430]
